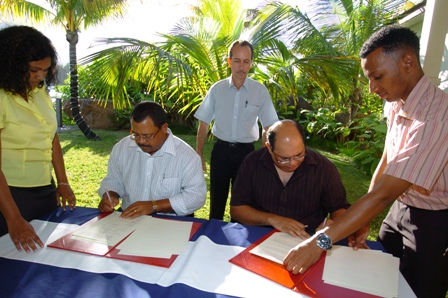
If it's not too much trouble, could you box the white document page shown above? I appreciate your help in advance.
[323,245,399,298]
[0,220,415,298]
[249,232,303,264]
[116,217,193,257]
[71,212,144,246]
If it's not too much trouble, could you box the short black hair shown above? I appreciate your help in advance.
[228,40,254,60]
[359,25,420,58]
[130,101,167,127]
[267,120,306,150]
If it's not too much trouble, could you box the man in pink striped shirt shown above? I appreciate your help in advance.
[284,25,447,298]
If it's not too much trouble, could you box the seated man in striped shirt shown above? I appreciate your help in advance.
[230,120,366,241]
[97,101,206,218]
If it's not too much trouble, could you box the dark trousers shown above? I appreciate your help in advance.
[378,201,448,298]
[0,183,58,236]
[209,141,254,220]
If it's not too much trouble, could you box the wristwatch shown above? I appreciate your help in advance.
[316,232,332,251]
[151,201,158,213]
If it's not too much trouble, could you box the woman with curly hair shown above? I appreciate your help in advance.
[0,25,76,252]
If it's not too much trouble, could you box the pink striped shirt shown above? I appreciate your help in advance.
[384,75,448,210]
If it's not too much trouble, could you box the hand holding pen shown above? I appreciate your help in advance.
[99,189,118,213]
[316,218,332,232]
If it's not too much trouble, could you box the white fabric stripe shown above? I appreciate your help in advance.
[0,220,416,297]
[0,221,167,281]
[157,235,303,298]
[0,221,302,297]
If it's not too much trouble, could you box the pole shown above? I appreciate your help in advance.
[56,98,63,128]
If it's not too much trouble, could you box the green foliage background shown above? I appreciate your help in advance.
[57,128,387,241]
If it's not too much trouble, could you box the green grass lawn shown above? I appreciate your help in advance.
[58,127,387,241]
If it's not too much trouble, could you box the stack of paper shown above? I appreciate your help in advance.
[70,212,193,259]
[71,212,145,245]
[249,231,303,264]
[248,231,400,297]
[323,245,399,298]
[116,217,192,258]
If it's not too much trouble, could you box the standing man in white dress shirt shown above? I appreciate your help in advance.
[194,40,278,220]
[98,101,206,218]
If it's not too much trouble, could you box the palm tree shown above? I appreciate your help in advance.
[251,0,398,123]
[65,0,406,129]
[0,0,132,140]
[76,0,350,116]
[76,0,369,116]
[77,0,252,126]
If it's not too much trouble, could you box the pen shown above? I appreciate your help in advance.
[322,218,327,229]
[444,246,448,256]
[245,100,248,108]
[105,189,114,211]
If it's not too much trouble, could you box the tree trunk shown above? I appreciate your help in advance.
[66,29,100,140]
[349,86,362,122]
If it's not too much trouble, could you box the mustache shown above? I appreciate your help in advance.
[137,143,152,148]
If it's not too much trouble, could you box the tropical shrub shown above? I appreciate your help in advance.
[339,89,386,175]
[299,107,351,142]
[342,113,386,175]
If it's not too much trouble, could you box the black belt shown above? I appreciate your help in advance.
[216,138,254,148]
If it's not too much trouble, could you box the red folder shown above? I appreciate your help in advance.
[229,230,379,297]
[48,213,202,268]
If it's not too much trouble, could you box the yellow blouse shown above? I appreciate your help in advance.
[0,87,57,187]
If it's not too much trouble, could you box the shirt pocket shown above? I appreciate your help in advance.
[243,103,259,121]
[154,177,181,199]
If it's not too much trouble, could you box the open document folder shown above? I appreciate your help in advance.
[230,230,399,298]
[48,212,201,268]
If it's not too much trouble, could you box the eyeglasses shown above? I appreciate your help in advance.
[130,128,161,141]
[272,150,307,164]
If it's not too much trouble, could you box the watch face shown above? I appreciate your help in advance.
[317,233,332,250]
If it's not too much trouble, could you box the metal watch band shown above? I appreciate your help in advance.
[316,232,332,251]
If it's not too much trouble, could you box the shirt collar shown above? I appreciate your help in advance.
[228,75,249,91]
[162,128,177,156]
[392,75,429,120]
[28,86,42,102]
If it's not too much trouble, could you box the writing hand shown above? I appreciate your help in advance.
[98,193,119,213]
[347,224,370,250]
[316,218,333,232]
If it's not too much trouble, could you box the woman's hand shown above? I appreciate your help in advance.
[8,217,44,252]
[56,183,76,210]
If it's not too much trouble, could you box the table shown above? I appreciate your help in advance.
[0,207,415,298]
